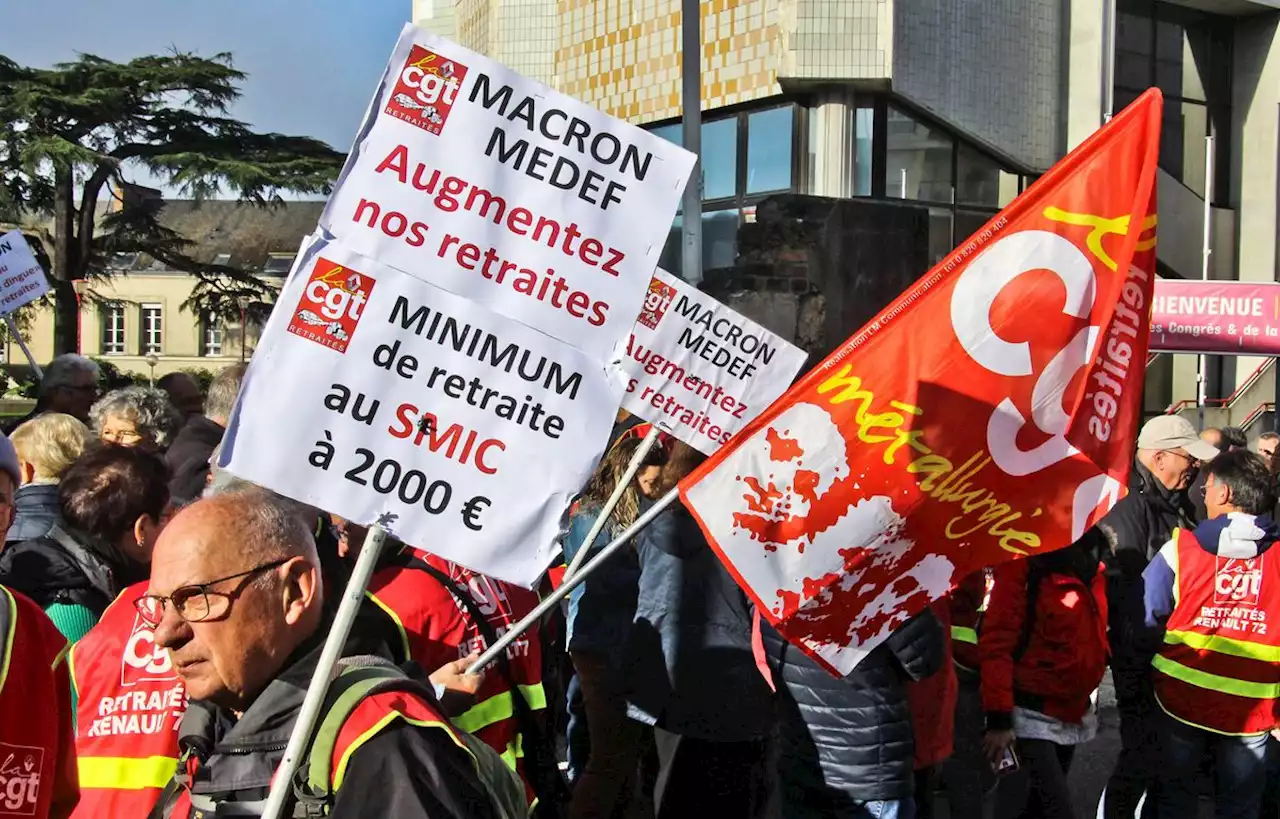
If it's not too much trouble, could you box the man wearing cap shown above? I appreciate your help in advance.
[1097,415,1218,819]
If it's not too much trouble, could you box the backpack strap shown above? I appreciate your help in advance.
[404,553,568,816]
[293,664,412,817]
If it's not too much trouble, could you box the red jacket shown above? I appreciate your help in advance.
[367,547,546,804]
[979,557,1108,727]
[907,600,957,769]
[0,585,79,819]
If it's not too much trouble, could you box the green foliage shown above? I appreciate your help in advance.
[0,51,346,347]
[177,366,217,394]
[90,358,149,392]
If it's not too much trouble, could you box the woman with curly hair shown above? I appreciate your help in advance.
[90,386,182,453]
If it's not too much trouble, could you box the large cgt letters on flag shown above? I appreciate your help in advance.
[679,89,1163,675]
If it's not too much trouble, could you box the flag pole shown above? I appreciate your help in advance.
[261,524,389,819]
[469,487,680,674]
[680,0,702,284]
[561,424,662,584]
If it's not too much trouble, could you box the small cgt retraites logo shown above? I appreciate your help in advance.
[385,45,468,136]
[637,277,677,330]
[287,258,375,354]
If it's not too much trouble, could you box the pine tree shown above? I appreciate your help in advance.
[0,52,345,353]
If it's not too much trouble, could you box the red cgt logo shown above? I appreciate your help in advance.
[120,614,176,687]
[1215,556,1264,607]
[637,278,677,330]
[287,258,375,354]
[385,45,468,135]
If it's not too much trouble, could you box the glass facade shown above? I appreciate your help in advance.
[1115,0,1232,204]
[646,95,1026,276]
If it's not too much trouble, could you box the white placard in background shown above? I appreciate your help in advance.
[0,230,49,315]
[615,269,807,455]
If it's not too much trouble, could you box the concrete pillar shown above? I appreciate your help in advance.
[1065,0,1107,151]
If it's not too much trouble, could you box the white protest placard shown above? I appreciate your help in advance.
[614,269,807,454]
[319,24,695,364]
[0,230,49,315]
[219,234,625,587]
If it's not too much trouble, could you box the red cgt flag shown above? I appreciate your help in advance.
[679,90,1163,675]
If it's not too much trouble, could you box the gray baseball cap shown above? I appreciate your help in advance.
[1137,415,1219,462]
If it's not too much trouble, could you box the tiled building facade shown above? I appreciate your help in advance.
[413,0,1280,417]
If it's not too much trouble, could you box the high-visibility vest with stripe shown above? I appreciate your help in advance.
[950,569,993,672]
[166,664,526,819]
[0,584,77,819]
[1152,528,1280,736]
[67,580,188,818]
[368,548,547,804]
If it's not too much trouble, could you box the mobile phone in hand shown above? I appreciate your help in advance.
[994,744,1020,776]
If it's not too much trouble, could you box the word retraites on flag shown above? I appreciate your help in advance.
[320,24,696,364]
[219,234,625,587]
[616,269,807,454]
[0,229,49,314]
[679,89,1164,676]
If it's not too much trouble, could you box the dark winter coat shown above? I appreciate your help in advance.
[0,525,127,614]
[621,500,775,742]
[1089,458,1196,665]
[164,415,224,504]
[761,608,944,809]
[6,482,63,544]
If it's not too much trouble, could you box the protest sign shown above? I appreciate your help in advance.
[0,230,49,315]
[319,24,696,363]
[615,269,807,454]
[679,89,1163,675]
[219,234,625,587]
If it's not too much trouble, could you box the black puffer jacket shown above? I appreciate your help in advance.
[1091,458,1196,663]
[762,608,944,813]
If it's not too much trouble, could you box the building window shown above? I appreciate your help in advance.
[885,106,955,202]
[1114,0,1231,204]
[201,316,223,357]
[645,101,802,278]
[746,107,794,194]
[141,304,163,355]
[101,304,125,355]
[853,107,874,197]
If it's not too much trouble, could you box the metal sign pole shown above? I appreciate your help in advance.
[680,0,703,284]
[561,424,662,584]
[469,488,680,674]
[261,524,389,819]
[5,316,41,380]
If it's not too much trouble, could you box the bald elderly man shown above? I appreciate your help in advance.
[142,491,515,818]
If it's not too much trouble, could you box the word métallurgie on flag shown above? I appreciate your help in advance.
[680,89,1163,675]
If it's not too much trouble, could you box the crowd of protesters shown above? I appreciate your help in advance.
[4,355,1280,819]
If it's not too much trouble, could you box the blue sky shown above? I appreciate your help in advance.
[1,0,408,193]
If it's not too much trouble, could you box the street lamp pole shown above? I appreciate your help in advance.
[145,353,159,387]
[237,297,250,362]
[71,279,89,355]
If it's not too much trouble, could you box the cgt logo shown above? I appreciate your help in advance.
[287,258,375,354]
[0,745,42,816]
[637,278,677,330]
[121,614,176,687]
[1215,556,1263,606]
[385,45,468,135]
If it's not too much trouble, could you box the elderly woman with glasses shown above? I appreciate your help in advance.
[90,386,183,453]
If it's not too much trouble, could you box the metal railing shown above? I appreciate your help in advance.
[1165,358,1274,415]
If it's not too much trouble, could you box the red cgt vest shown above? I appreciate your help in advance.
[1153,528,1280,736]
[367,548,546,804]
[67,580,188,818]
[0,584,78,819]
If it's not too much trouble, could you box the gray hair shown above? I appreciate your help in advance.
[205,363,247,424]
[41,354,100,395]
[90,386,183,448]
[205,469,323,535]
[1258,432,1280,447]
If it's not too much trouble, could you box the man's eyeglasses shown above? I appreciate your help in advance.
[134,559,289,627]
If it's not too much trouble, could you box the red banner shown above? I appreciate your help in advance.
[679,90,1163,675]
[1151,279,1280,356]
